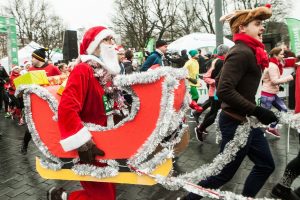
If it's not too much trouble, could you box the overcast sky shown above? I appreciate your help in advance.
[45,0,300,29]
[50,0,115,30]
[1,0,300,29]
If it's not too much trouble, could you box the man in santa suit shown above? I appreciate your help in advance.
[47,26,121,200]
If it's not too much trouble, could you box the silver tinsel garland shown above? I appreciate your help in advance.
[71,160,119,179]
[18,66,300,200]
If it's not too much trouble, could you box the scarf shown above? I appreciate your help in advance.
[217,55,225,61]
[233,33,269,70]
[269,57,283,75]
[84,59,127,112]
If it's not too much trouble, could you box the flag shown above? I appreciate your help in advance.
[295,66,300,113]
[285,18,300,55]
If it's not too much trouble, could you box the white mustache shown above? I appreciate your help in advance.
[100,44,120,75]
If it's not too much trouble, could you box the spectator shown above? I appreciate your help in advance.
[0,63,9,112]
[58,63,70,76]
[140,40,168,71]
[166,50,189,68]
[197,49,206,73]
[123,49,135,74]
[29,48,61,76]
[20,61,31,75]
[20,48,62,155]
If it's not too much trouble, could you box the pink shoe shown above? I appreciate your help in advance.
[266,127,280,138]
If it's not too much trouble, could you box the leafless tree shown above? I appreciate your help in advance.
[113,0,156,51]
[113,0,182,50]
[1,0,65,57]
[113,0,291,50]
[150,0,181,40]
[0,34,7,58]
[171,0,198,37]
[225,0,291,22]
[193,0,215,33]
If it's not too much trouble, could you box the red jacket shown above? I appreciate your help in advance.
[58,62,107,152]
[8,71,20,95]
[29,63,61,77]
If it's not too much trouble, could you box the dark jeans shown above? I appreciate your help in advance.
[200,97,212,112]
[0,87,4,110]
[23,128,32,148]
[283,150,300,186]
[186,112,275,199]
[199,99,221,131]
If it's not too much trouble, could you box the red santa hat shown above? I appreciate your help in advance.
[11,65,21,71]
[115,45,125,54]
[80,26,115,55]
[23,60,31,66]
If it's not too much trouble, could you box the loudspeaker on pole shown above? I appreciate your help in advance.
[62,30,78,62]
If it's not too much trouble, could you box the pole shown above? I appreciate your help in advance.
[214,0,224,47]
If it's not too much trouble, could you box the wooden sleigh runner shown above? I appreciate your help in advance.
[17,67,190,185]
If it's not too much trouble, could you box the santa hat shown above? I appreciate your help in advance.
[23,61,31,66]
[11,66,21,71]
[80,26,115,55]
[220,4,272,34]
[115,45,125,54]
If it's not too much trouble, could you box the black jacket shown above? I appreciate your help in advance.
[0,66,9,88]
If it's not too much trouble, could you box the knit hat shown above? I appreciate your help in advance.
[189,49,198,57]
[220,4,272,34]
[32,48,48,62]
[156,40,167,48]
[80,26,115,55]
[217,44,230,56]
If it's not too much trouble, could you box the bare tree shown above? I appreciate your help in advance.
[225,0,291,22]
[176,0,198,36]
[150,0,181,41]
[113,0,291,50]
[193,0,215,33]
[0,34,7,58]
[113,0,156,51]
[1,0,65,57]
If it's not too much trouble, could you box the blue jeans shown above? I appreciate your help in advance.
[186,112,275,199]
[260,95,287,128]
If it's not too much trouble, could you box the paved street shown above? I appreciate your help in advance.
[0,110,299,200]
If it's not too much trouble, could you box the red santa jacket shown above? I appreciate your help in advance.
[29,62,61,76]
[58,62,107,151]
[8,71,21,95]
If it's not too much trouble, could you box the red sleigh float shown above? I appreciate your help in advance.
[19,67,189,184]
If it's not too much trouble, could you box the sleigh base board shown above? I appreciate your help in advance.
[36,157,172,185]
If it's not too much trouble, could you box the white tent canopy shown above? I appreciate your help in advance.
[167,33,235,54]
[0,41,63,72]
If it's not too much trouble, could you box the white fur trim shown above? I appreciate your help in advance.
[86,29,115,55]
[80,55,106,66]
[60,126,92,152]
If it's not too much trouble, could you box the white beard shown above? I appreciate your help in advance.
[100,43,120,75]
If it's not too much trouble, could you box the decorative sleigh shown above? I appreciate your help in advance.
[17,67,190,185]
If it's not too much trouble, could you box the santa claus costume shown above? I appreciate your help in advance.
[48,26,121,200]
